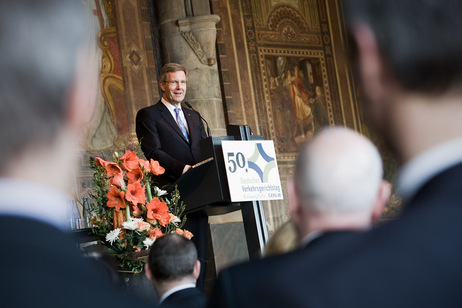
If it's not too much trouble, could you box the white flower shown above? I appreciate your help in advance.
[143,237,155,249]
[106,228,121,244]
[171,215,181,226]
[155,186,167,196]
[122,217,144,230]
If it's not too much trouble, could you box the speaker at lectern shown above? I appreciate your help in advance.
[173,125,277,259]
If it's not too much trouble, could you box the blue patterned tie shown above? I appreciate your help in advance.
[174,108,189,142]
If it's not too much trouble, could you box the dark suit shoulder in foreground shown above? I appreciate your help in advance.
[208,163,462,308]
[0,216,152,308]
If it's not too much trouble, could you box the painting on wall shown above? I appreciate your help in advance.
[261,49,334,156]
[82,0,130,151]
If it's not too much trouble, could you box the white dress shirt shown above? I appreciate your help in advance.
[161,98,189,134]
[0,178,69,230]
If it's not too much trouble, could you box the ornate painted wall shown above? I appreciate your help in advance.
[210,0,400,234]
[73,0,161,221]
[73,0,400,235]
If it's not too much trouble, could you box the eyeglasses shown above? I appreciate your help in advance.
[162,80,187,86]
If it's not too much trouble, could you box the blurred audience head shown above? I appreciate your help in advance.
[345,0,462,95]
[0,0,97,190]
[289,127,390,239]
[344,1,462,161]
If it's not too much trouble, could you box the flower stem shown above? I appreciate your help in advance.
[125,201,131,221]
[146,178,153,202]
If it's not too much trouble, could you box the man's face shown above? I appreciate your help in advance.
[161,71,187,106]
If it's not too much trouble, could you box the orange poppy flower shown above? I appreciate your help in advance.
[105,162,123,178]
[183,229,193,239]
[121,150,140,171]
[126,166,143,184]
[175,228,194,240]
[126,181,146,206]
[146,197,170,227]
[149,228,164,240]
[139,159,150,172]
[167,213,180,225]
[107,186,126,211]
[109,172,125,188]
[94,157,109,167]
[149,159,165,176]
[137,221,151,232]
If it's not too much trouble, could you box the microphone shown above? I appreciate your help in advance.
[184,101,212,137]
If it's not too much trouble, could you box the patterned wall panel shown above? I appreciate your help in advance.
[73,0,162,219]
[212,0,399,234]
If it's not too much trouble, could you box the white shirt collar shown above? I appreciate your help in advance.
[397,137,462,202]
[161,98,187,127]
[159,283,196,303]
[161,97,183,114]
[0,178,69,230]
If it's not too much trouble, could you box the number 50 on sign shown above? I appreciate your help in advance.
[221,140,283,202]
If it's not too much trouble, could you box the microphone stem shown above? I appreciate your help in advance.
[184,101,211,137]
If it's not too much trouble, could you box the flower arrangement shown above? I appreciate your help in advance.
[89,150,192,273]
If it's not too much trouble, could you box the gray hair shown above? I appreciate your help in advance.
[0,0,88,173]
[294,127,383,215]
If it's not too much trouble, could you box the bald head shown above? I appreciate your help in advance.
[294,127,383,217]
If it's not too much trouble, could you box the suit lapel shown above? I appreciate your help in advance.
[157,102,190,143]
[183,107,198,143]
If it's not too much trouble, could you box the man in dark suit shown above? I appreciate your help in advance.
[209,1,462,307]
[146,234,208,308]
[136,62,209,289]
[0,1,153,307]
[136,62,207,188]
[208,127,390,308]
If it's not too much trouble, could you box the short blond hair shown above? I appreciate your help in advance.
[160,63,187,83]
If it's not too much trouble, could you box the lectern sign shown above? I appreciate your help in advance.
[221,140,283,202]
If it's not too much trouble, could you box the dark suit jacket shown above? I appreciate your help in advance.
[161,287,208,308]
[208,163,462,308]
[136,101,207,187]
[0,216,153,308]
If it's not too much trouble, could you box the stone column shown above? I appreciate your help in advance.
[156,1,226,136]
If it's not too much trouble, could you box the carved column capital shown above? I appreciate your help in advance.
[177,14,221,66]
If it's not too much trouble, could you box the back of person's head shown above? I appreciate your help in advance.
[344,0,462,94]
[147,233,198,283]
[294,127,383,217]
[0,0,90,174]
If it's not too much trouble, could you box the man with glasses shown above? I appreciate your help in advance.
[136,62,207,188]
[136,63,209,289]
